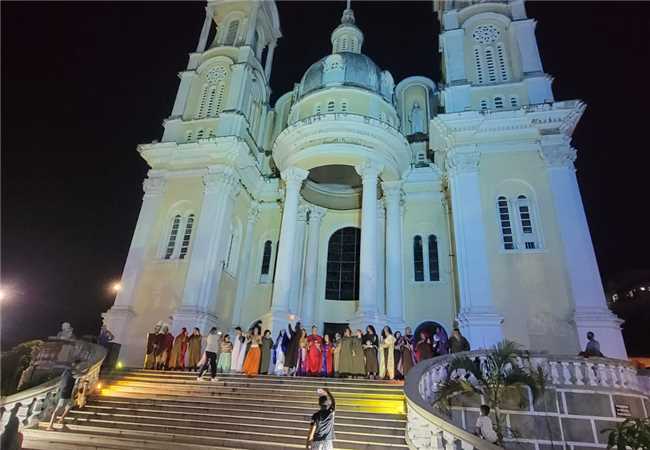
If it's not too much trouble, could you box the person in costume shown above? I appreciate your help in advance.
[260,329,274,374]
[415,331,434,362]
[362,325,379,379]
[379,326,396,380]
[306,326,323,376]
[321,334,334,377]
[397,331,415,377]
[393,331,403,379]
[352,329,366,378]
[144,323,161,369]
[432,326,449,356]
[187,327,202,371]
[216,334,233,373]
[296,328,308,376]
[273,329,289,375]
[231,327,246,373]
[332,333,342,376]
[284,322,303,375]
[242,327,262,376]
[168,327,188,370]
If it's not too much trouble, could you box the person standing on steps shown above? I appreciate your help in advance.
[260,329,274,374]
[415,331,434,362]
[285,322,303,375]
[217,334,233,374]
[351,329,366,378]
[321,334,334,377]
[362,325,379,380]
[448,328,470,354]
[230,327,245,373]
[379,326,396,380]
[273,329,289,375]
[46,368,77,431]
[197,327,219,381]
[187,327,202,371]
[168,327,188,370]
[307,326,323,376]
[305,387,336,450]
[242,327,263,376]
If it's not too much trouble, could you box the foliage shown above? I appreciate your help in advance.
[0,340,43,395]
[602,418,650,450]
[433,340,546,443]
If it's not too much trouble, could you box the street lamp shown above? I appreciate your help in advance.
[111,282,122,293]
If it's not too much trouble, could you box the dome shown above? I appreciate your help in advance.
[298,52,394,102]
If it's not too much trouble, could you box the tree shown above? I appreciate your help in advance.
[602,418,650,450]
[434,340,546,443]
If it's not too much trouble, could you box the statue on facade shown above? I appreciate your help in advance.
[409,101,425,135]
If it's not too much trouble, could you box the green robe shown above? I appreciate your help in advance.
[260,336,274,374]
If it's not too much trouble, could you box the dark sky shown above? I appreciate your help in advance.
[2,2,649,349]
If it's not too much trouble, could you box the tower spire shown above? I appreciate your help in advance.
[331,0,363,53]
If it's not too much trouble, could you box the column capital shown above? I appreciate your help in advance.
[355,161,383,181]
[281,167,309,190]
[142,177,166,196]
[246,201,261,224]
[446,151,480,176]
[381,180,402,204]
[203,166,239,196]
[377,199,386,220]
[297,204,310,221]
[540,145,577,169]
[307,205,327,223]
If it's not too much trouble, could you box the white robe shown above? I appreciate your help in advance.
[231,336,245,372]
[273,346,285,375]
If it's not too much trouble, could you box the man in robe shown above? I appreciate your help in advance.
[284,322,303,375]
[306,326,323,376]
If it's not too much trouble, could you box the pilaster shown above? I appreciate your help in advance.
[301,206,326,327]
[383,180,406,330]
[231,201,261,328]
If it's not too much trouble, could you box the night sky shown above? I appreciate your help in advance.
[2,2,649,351]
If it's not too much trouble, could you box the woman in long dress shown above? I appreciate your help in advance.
[296,329,308,376]
[260,330,274,374]
[187,328,202,371]
[168,328,188,370]
[397,332,415,377]
[284,322,302,375]
[379,326,396,380]
[332,333,342,377]
[306,326,323,376]
[393,331,403,379]
[216,334,233,373]
[415,331,434,362]
[352,330,366,378]
[337,328,355,377]
[362,326,379,379]
[231,327,245,372]
[321,334,334,377]
[272,329,288,375]
[242,328,262,376]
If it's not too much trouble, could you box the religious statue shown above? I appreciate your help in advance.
[409,101,425,135]
[55,322,75,341]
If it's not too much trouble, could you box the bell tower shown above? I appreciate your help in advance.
[436,0,553,112]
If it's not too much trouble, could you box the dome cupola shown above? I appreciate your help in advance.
[331,4,364,54]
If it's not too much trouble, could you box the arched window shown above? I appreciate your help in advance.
[260,240,273,282]
[494,96,504,109]
[509,95,519,108]
[341,100,348,112]
[178,214,195,259]
[516,195,538,249]
[325,227,360,301]
[413,235,424,282]
[225,20,239,46]
[185,130,193,142]
[428,235,439,281]
[480,99,489,111]
[497,196,515,250]
[314,103,321,115]
[471,25,510,85]
[496,43,510,81]
[341,37,349,51]
[484,47,497,83]
[196,128,205,139]
[164,215,182,259]
[196,66,228,119]
[473,47,484,85]
[327,100,335,112]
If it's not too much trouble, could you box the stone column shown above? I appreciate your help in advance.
[103,175,166,362]
[231,201,260,328]
[245,2,260,46]
[541,141,627,359]
[377,201,386,316]
[195,5,215,53]
[301,206,326,327]
[511,19,543,75]
[447,150,503,349]
[264,40,277,81]
[268,167,309,331]
[382,180,406,328]
[174,166,240,334]
[170,71,197,119]
[351,162,383,328]
[289,206,308,317]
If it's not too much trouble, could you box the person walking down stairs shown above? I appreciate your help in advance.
[196,327,219,381]
[306,387,336,450]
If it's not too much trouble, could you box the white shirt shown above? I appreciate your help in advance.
[476,415,498,443]
[204,334,220,353]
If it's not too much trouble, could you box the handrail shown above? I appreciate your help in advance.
[404,350,646,450]
[0,339,107,436]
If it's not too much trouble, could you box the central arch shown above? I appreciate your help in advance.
[325,226,361,301]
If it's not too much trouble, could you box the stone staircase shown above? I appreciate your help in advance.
[24,368,408,450]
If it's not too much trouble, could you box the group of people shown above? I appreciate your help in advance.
[145,320,473,382]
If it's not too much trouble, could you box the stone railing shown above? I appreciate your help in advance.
[405,350,648,450]
[0,339,107,436]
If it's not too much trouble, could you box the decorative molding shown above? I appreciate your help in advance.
[246,201,261,224]
[540,145,577,169]
[280,167,309,190]
[381,180,403,206]
[142,177,166,196]
[203,166,240,196]
[355,161,383,182]
[307,205,326,223]
[446,151,480,176]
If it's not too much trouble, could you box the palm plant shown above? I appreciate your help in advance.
[433,340,546,443]
[602,418,650,450]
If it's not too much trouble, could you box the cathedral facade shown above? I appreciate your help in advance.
[104,0,627,366]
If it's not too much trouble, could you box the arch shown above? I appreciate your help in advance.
[178,214,195,259]
[164,214,182,259]
[413,235,424,282]
[414,321,449,342]
[325,226,361,301]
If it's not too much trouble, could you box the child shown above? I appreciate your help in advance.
[306,388,336,450]
[475,404,498,443]
[217,334,233,373]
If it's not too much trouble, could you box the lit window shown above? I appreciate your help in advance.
[516,195,538,249]
[164,215,182,259]
[413,235,424,281]
[497,197,515,250]
[428,235,439,281]
[325,227,360,300]
[260,240,273,282]
[178,214,195,259]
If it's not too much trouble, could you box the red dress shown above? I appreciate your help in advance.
[306,335,323,375]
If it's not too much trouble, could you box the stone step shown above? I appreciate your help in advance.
[88,397,406,422]
[35,421,409,450]
[97,389,405,415]
[104,373,404,393]
[68,408,405,436]
[100,378,404,401]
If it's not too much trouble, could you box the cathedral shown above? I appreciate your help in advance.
[104,0,627,366]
